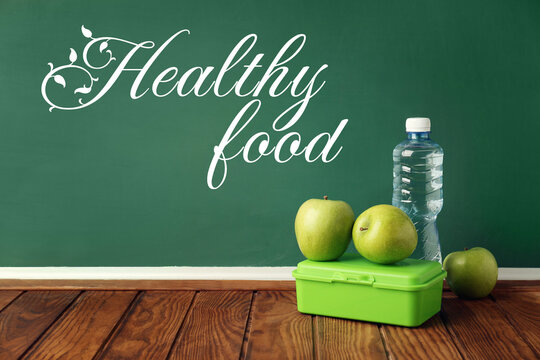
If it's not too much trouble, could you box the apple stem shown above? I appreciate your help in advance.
[323,195,328,200]
[359,227,368,231]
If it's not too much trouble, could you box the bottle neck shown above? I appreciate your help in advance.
[407,132,430,140]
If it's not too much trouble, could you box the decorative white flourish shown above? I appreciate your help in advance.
[41,25,150,112]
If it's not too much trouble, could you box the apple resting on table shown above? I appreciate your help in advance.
[295,196,355,261]
[352,204,417,264]
[443,247,498,299]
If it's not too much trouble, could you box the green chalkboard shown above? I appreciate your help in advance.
[0,0,539,267]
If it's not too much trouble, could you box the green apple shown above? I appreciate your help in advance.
[443,247,498,299]
[295,196,355,261]
[352,204,417,264]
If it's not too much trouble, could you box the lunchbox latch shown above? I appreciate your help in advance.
[332,273,375,286]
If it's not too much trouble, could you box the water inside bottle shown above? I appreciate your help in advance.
[392,132,443,263]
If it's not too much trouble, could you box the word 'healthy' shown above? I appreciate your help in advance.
[41,27,349,189]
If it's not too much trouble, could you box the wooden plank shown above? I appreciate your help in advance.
[441,293,537,360]
[0,280,536,291]
[0,279,296,291]
[169,291,252,360]
[21,291,137,360]
[483,282,540,291]
[443,281,540,291]
[0,291,22,312]
[380,315,462,360]
[492,289,540,356]
[0,291,79,360]
[315,315,386,360]
[244,291,313,359]
[96,290,195,360]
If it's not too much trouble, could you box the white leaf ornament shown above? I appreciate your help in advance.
[53,75,66,88]
[99,41,108,53]
[81,25,93,38]
[74,85,92,94]
[69,48,77,63]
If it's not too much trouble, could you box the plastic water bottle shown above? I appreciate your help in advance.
[392,117,443,263]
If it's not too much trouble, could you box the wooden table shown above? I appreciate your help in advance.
[0,282,537,359]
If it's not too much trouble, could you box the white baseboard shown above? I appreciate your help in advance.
[0,267,297,281]
[497,268,540,281]
[0,267,537,281]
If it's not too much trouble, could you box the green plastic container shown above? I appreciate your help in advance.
[292,253,446,327]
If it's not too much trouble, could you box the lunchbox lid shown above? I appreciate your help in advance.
[292,253,446,291]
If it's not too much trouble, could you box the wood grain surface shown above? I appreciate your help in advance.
[315,315,387,360]
[0,283,537,360]
[0,291,22,312]
[0,280,536,291]
[0,279,296,291]
[381,315,462,360]
[492,289,540,356]
[0,291,79,360]
[22,291,137,360]
[169,291,252,360]
[442,293,537,360]
[96,291,195,360]
[244,291,313,360]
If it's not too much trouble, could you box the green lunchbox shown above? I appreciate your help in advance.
[292,253,446,327]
